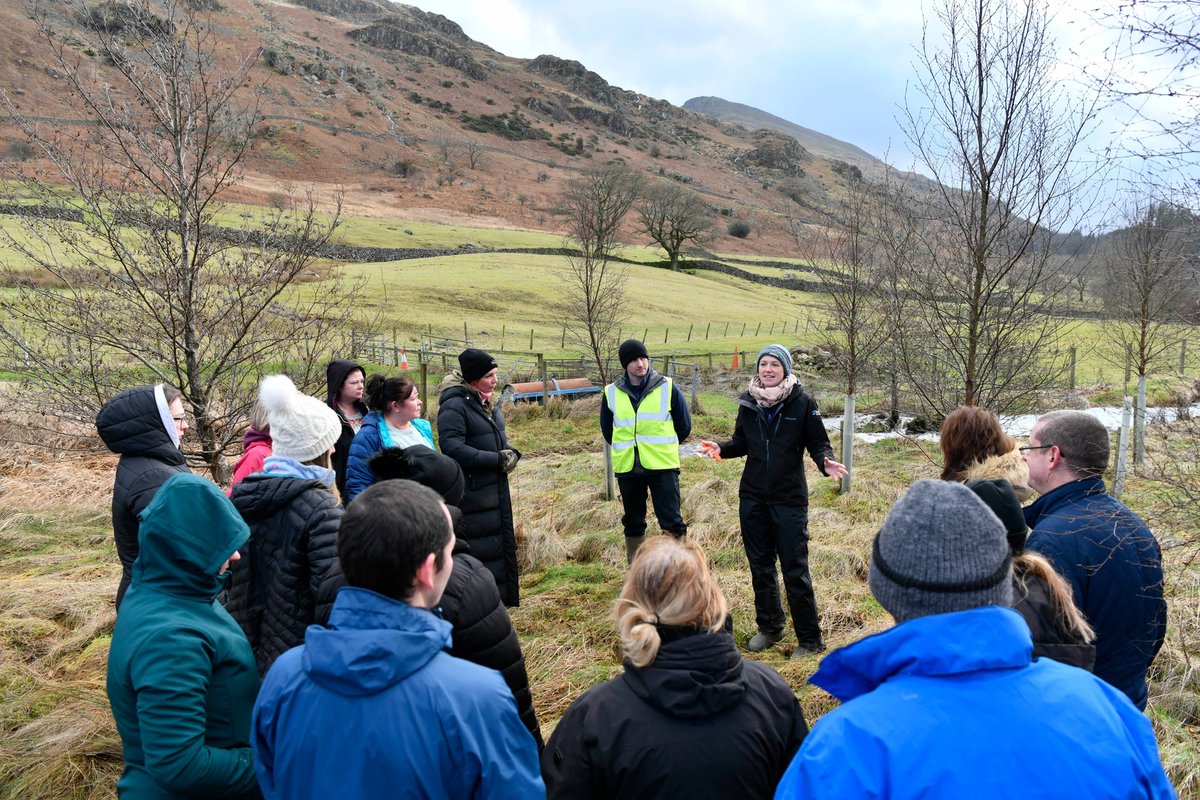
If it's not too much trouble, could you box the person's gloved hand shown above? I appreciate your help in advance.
[499,449,520,473]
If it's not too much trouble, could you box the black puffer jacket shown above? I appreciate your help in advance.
[325,359,368,499]
[96,385,190,608]
[436,378,520,607]
[224,473,342,676]
[314,537,544,748]
[542,627,808,799]
[717,383,834,504]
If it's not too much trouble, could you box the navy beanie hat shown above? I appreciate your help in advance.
[619,339,649,369]
[757,344,792,377]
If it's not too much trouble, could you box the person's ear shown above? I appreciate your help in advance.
[413,552,437,592]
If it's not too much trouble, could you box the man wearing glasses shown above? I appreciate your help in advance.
[1021,410,1166,710]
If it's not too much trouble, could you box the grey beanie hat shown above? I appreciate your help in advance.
[869,479,1012,623]
[756,344,792,377]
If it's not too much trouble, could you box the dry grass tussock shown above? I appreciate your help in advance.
[2,408,1199,796]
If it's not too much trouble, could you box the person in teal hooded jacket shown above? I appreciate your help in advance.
[775,481,1174,800]
[106,473,261,799]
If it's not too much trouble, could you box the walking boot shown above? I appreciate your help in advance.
[747,629,784,652]
[625,535,646,565]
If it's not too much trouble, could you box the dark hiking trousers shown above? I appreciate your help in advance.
[740,498,822,647]
[617,470,687,539]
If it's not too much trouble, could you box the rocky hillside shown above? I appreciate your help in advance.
[0,0,886,252]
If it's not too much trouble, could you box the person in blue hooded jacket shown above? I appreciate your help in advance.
[774,480,1174,800]
[106,473,261,799]
[252,479,544,800]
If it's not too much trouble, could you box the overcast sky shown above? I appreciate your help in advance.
[406,1,1189,228]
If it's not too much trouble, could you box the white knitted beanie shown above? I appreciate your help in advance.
[259,375,342,463]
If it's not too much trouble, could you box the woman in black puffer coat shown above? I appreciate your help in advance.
[436,348,521,607]
[542,536,808,799]
[314,445,544,748]
[225,374,344,677]
[96,384,191,609]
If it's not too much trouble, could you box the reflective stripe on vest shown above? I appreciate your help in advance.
[605,379,679,472]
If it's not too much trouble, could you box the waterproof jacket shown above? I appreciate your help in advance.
[543,627,807,799]
[774,607,1174,799]
[716,384,833,504]
[437,375,520,607]
[600,367,691,473]
[252,588,545,800]
[225,469,342,676]
[97,385,191,608]
[344,411,435,503]
[325,359,368,498]
[106,473,261,799]
[229,428,272,495]
[313,538,544,747]
[1025,477,1167,709]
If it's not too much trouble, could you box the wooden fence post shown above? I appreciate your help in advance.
[419,359,428,417]
[538,354,549,405]
[687,323,693,342]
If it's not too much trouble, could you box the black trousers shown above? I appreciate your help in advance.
[617,470,687,538]
[740,498,821,646]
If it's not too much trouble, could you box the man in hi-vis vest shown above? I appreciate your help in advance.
[600,339,692,564]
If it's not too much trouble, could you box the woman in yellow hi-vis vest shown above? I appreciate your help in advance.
[702,344,847,660]
[600,339,692,564]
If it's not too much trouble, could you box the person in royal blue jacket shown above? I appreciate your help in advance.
[774,480,1174,800]
[1022,410,1167,710]
[252,479,543,800]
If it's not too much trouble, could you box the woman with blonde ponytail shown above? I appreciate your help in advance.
[966,479,1096,670]
[542,536,808,799]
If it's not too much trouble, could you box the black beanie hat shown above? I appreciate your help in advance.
[368,445,465,506]
[619,339,649,369]
[965,478,1029,555]
[458,348,498,384]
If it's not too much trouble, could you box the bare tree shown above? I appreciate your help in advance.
[0,0,363,480]
[1100,200,1198,462]
[463,138,486,170]
[893,0,1098,416]
[634,180,712,271]
[807,177,891,396]
[1101,1,1200,173]
[556,166,640,383]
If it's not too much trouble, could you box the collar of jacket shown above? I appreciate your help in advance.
[617,367,665,397]
[1023,476,1107,529]
[304,587,454,696]
[620,629,747,719]
[810,606,1033,703]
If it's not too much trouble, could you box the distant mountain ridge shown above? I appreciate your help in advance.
[683,96,884,171]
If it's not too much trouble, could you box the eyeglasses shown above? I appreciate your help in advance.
[172,415,188,423]
[1018,444,1053,452]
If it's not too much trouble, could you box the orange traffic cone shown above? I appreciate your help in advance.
[731,347,739,370]
[400,348,409,370]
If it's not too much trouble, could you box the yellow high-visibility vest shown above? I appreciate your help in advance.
[606,378,680,472]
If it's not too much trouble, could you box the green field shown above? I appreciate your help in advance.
[1,398,1197,798]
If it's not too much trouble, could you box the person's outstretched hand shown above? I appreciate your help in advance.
[823,457,849,479]
[699,441,722,461]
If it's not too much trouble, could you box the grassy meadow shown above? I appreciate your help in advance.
[2,390,1199,798]
[1,207,1199,797]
